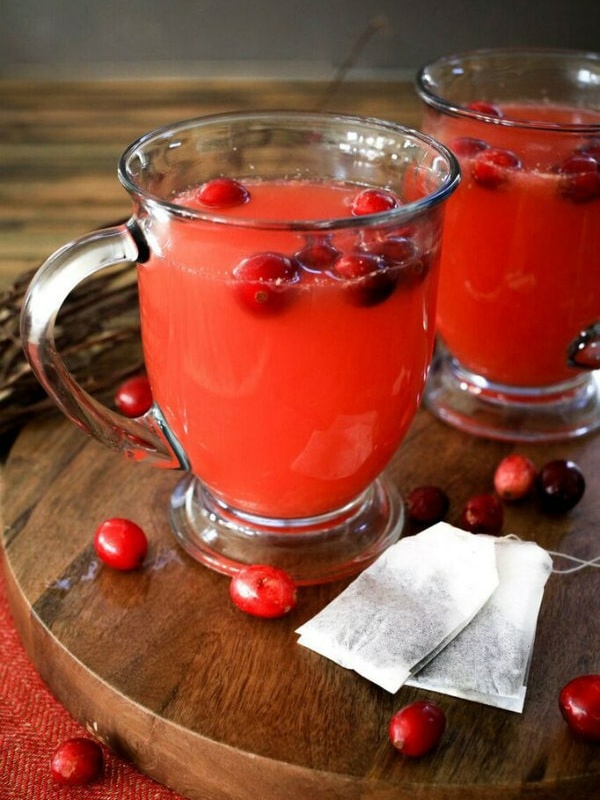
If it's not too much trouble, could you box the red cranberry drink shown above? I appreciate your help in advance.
[417,50,600,442]
[139,178,439,520]
[20,112,459,583]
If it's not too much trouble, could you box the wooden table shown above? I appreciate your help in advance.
[1,78,599,799]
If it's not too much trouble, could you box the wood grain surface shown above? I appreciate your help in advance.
[1,76,599,799]
[2,409,599,799]
[0,77,420,288]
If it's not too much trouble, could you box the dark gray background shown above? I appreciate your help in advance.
[2,1,599,80]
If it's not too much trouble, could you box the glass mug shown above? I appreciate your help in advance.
[416,49,600,442]
[21,111,459,584]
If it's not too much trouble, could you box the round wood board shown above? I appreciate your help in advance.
[1,411,599,799]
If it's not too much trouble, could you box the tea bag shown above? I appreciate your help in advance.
[296,523,499,694]
[406,536,552,712]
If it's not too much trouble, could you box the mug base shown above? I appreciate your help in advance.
[425,345,600,442]
[168,474,404,585]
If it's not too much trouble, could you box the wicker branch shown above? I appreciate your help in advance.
[0,262,143,437]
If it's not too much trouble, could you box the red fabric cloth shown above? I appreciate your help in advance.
[0,567,185,799]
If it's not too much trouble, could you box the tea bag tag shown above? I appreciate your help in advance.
[296,523,499,694]
[406,536,552,712]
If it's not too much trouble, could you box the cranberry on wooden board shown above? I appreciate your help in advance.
[460,493,504,534]
[114,375,153,418]
[536,459,585,513]
[406,485,450,524]
[388,700,446,757]
[559,675,600,742]
[50,737,103,786]
[493,454,537,501]
[230,565,297,618]
[94,518,148,571]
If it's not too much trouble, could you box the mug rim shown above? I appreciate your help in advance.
[117,109,460,231]
[415,46,600,134]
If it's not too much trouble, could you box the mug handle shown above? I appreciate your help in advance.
[20,219,188,470]
[568,322,600,370]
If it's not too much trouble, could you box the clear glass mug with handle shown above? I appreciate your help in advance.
[20,111,459,584]
[416,48,600,442]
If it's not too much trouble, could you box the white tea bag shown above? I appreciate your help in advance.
[296,523,499,693]
[407,536,552,712]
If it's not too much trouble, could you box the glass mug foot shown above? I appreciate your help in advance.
[425,345,600,443]
[169,474,404,585]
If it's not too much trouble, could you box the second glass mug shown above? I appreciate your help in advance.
[20,111,459,585]
[416,48,600,442]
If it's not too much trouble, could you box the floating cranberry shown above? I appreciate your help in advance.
[362,236,417,265]
[230,564,298,618]
[331,252,396,306]
[466,101,503,118]
[50,737,103,786]
[406,485,450,524]
[389,700,446,758]
[362,237,428,288]
[557,154,600,203]
[114,375,153,417]
[294,241,340,271]
[577,138,600,161]
[351,188,400,216]
[471,148,521,189]
[450,137,490,158]
[559,674,600,742]
[196,177,250,208]
[460,493,504,534]
[232,252,300,314]
[536,459,585,513]
[493,454,537,501]
[94,518,148,571]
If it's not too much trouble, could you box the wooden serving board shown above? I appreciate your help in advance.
[1,410,599,799]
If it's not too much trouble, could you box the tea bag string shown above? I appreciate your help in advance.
[501,534,600,575]
[546,551,600,574]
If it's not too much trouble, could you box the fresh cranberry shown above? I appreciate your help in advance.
[196,177,250,208]
[114,375,153,417]
[559,674,600,742]
[294,241,340,272]
[232,252,300,314]
[351,188,400,216]
[471,148,521,189]
[362,236,417,265]
[389,700,446,757]
[466,101,503,118]
[557,154,600,203]
[230,564,297,618]
[406,485,450,524]
[362,237,428,288]
[450,137,490,158]
[50,737,103,786]
[331,252,396,306]
[460,493,504,534]
[94,518,148,571]
[493,454,537,501]
[536,459,586,513]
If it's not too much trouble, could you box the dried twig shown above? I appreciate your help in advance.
[0,261,143,437]
[314,15,390,111]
